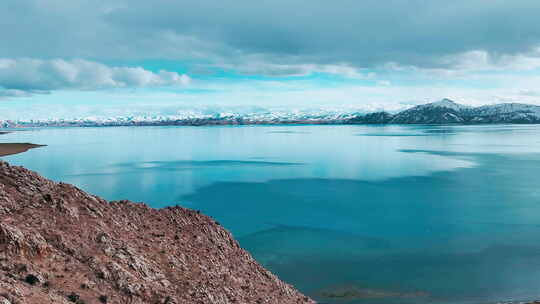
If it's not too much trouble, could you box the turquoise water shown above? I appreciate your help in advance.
[3,125,540,303]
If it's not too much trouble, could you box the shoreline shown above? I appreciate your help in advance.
[0,143,46,157]
[0,130,46,157]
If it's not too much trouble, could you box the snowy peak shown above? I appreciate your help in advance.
[3,100,540,127]
[390,98,470,124]
[418,99,470,111]
[388,99,540,124]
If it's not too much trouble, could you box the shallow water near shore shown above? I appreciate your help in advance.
[3,124,540,303]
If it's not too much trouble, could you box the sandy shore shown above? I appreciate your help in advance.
[0,143,46,157]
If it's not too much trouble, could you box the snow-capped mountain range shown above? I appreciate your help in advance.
[386,99,540,124]
[2,99,540,128]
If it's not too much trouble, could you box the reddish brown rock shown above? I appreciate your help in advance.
[0,161,315,304]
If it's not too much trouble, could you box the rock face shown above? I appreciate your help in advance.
[0,161,314,304]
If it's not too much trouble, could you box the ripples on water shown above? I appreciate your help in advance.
[3,124,540,303]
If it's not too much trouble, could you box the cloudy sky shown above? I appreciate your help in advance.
[2,0,540,119]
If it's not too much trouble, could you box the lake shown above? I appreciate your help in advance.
[2,124,540,303]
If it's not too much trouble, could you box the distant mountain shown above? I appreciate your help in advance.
[390,99,469,124]
[348,99,540,124]
[466,103,540,124]
[345,111,394,124]
[3,99,540,127]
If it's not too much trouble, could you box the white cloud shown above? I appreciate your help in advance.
[5,0,540,71]
[384,48,540,78]
[206,58,369,78]
[376,80,391,86]
[0,58,190,95]
[432,48,540,74]
[0,89,34,99]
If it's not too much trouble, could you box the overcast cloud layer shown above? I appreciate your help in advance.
[1,0,540,114]
[3,0,540,69]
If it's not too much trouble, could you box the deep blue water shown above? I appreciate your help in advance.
[2,125,540,303]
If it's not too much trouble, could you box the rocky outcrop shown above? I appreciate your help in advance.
[0,161,314,304]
